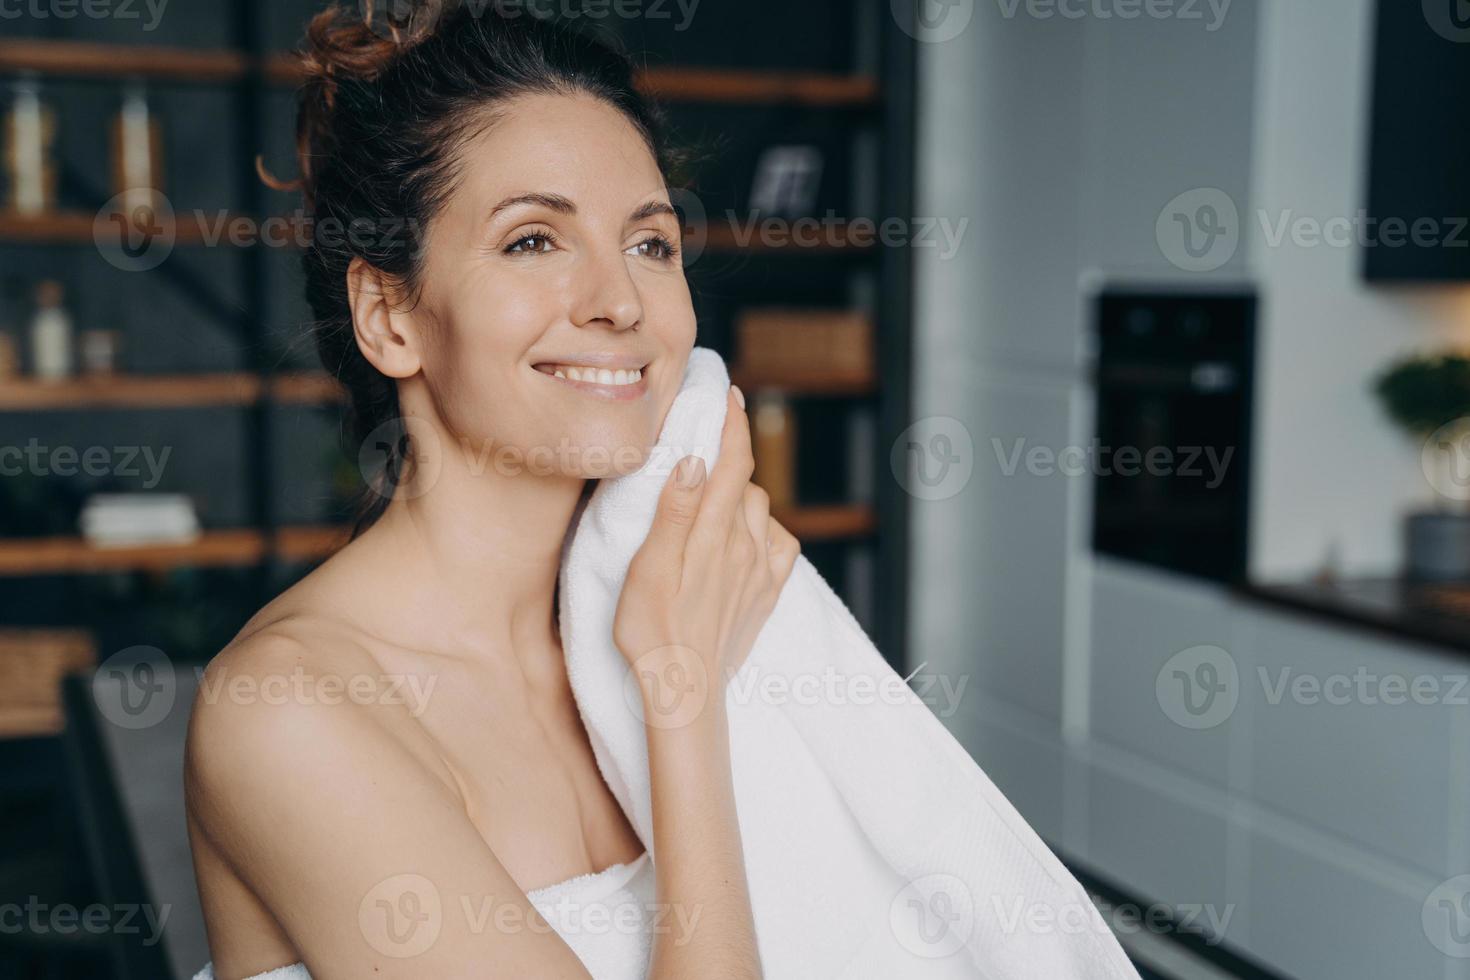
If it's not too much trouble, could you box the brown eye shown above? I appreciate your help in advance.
[505,231,558,254]
[630,234,678,261]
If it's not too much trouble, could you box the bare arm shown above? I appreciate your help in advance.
[615,385,800,978]
[185,639,596,980]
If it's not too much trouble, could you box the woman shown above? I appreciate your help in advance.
[183,3,798,977]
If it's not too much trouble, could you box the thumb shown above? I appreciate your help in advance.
[637,454,708,568]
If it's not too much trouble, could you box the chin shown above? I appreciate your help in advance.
[551,423,654,479]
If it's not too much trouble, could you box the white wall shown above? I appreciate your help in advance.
[1247,0,1470,580]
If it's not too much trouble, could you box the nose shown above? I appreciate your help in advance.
[569,243,644,333]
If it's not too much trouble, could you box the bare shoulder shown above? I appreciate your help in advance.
[183,608,453,849]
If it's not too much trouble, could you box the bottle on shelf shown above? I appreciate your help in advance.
[79,328,120,376]
[751,390,797,511]
[29,280,73,382]
[3,74,58,216]
[110,80,164,212]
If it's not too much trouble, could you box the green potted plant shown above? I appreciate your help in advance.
[1374,352,1470,580]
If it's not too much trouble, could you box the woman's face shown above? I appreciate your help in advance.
[407,91,695,479]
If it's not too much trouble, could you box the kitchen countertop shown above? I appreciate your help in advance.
[1234,577,1470,658]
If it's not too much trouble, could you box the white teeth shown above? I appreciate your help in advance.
[542,363,644,386]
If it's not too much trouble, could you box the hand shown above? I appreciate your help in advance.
[613,385,801,712]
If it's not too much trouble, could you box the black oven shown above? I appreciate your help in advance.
[1090,289,1257,583]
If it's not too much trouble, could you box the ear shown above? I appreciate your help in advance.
[346,256,424,379]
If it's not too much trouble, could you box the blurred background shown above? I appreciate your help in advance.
[1,0,1468,978]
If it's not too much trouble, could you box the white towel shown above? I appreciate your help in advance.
[558,347,1141,979]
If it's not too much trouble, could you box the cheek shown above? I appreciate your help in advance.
[417,289,551,445]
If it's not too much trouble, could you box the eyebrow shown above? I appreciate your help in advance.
[488,193,678,225]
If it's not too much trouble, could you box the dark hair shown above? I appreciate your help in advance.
[273,0,690,538]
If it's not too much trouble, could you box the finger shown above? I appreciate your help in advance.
[691,386,755,545]
[767,516,800,588]
[725,478,755,568]
[634,454,708,577]
[741,483,771,561]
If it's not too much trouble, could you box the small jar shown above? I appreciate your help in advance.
[80,329,120,376]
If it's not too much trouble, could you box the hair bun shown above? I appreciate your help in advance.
[261,2,450,204]
[303,1,447,102]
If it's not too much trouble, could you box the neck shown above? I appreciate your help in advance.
[357,428,592,670]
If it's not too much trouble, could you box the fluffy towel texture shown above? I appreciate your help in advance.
[192,853,657,980]
[558,347,1141,979]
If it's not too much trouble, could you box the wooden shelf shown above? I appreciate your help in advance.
[0,373,256,410]
[270,372,346,405]
[773,504,876,542]
[274,525,353,563]
[0,209,234,246]
[0,705,66,738]
[0,526,349,577]
[730,367,876,397]
[0,372,342,411]
[636,67,878,106]
[0,40,878,108]
[0,211,97,244]
[0,39,249,82]
[702,222,877,254]
[0,209,875,254]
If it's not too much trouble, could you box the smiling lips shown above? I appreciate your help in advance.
[533,360,649,400]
